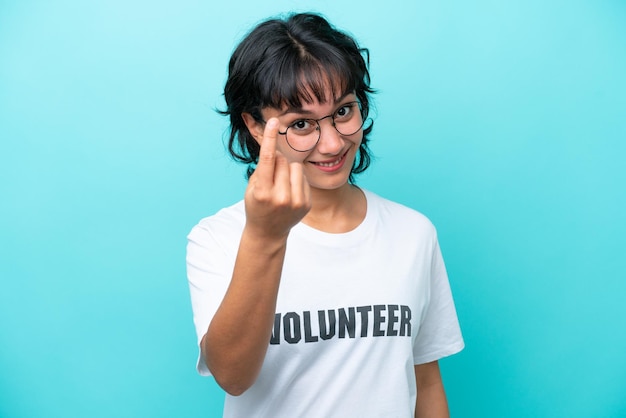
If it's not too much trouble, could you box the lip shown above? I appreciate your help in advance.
[309,149,349,173]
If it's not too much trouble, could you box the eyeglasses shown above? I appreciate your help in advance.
[265,101,366,152]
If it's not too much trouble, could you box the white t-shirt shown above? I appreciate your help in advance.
[187,189,464,418]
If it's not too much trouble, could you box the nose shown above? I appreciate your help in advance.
[315,117,344,154]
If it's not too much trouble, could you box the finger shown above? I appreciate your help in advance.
[288,162,302,203]
[254,118,279,185]
[273,151,291,195]
[302,168,312,210]
[289,162,311,210]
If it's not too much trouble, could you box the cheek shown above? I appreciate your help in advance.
[346,132,363,152]
[274,140,309,163]
[282,151,308,164]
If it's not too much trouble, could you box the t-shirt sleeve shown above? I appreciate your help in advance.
[412,233,464,364]
[186,222,234,376]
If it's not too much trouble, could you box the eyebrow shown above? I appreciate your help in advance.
[278,91,355,117]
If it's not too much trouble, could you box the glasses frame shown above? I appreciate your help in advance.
[263,101,366,153]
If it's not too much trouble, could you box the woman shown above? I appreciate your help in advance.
[187,12,464,418]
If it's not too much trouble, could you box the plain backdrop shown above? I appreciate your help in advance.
[1,1,625,417]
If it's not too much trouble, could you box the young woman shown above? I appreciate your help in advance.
[187,12,464,418]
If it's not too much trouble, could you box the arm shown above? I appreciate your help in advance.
[202,118,310,396]
[414,361,450,418]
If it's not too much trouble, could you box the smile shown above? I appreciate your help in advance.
[312,151,348,168]
[316,157,342,167]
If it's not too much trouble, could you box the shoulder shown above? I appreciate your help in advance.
[364,189,437,238]
[187,200,246,246]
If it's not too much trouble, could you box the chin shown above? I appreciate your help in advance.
[308,170,353,191]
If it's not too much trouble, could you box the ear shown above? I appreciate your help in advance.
[241,113,264,146]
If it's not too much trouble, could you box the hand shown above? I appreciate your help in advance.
[244,118,312,240]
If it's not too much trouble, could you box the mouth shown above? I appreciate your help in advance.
[311,150,349,168]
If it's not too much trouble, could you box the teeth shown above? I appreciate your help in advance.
[317,156,342,167]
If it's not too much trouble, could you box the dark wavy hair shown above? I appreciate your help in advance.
[220,12,375,181]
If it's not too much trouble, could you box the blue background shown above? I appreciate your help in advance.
[1,1,625,417]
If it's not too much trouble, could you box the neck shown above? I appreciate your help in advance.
[302,184,366,233]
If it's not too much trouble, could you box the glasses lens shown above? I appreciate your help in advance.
[285,119,319,152]
[334,102,364,136]
[283,102,365,152]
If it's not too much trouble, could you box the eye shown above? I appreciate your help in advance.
[289,119,316,133]
[334,102,356,120]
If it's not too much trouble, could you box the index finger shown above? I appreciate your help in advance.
[254,117,279,181]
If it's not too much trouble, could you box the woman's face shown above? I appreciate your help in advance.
[245,90,363,192]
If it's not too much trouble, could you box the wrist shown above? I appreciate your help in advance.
[240,225,289,255]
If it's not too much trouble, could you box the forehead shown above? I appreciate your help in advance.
[279,88,354,112]
[261,64,353,109]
